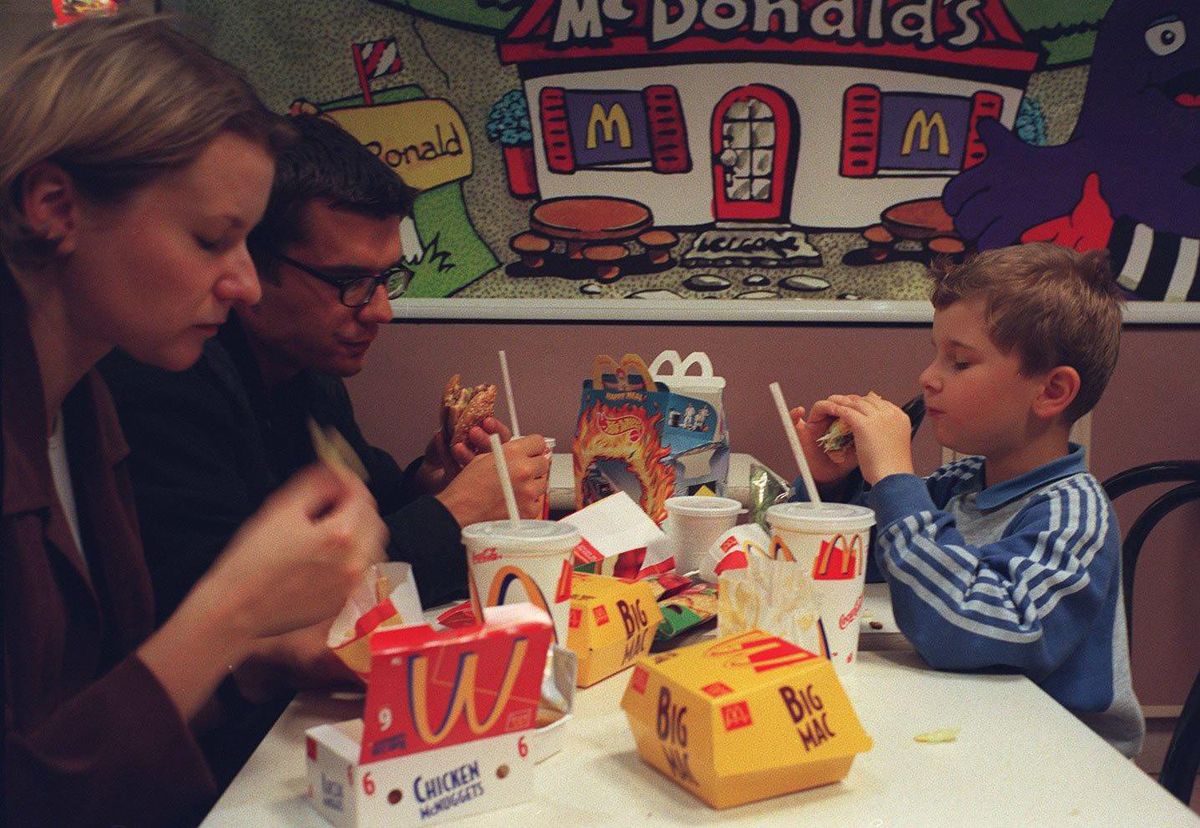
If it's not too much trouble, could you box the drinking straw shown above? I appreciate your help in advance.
[768,382,822,504]
[489,433,521,528]
[498,350,521,438]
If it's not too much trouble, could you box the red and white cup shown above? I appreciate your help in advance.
[765,503,875,675]
[462,519,579,644]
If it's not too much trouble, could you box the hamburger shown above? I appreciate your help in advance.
[441,374,497,446]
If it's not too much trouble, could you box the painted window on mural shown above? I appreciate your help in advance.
[719,97,776,201]
[841,86,1003,178]
[540,86,690,175]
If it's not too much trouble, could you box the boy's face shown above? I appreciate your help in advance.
[919,298,1047,458]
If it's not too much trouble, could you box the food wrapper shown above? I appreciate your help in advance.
[717,556,829,658]
[560,491,666,578]
[654,581,718,644]
[327,562,424,679]
[749,462,788,530]
[696,523,772,583]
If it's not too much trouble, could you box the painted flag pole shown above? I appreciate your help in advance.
[350,43,374,106]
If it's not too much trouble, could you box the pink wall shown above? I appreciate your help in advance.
[349,321,1200,707]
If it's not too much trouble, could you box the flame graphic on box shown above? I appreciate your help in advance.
[573,401,675,524]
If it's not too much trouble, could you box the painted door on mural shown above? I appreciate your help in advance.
[711,86,795,223]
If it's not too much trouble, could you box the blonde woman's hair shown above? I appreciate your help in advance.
[928,243,1124,422]
[0,15,291,268]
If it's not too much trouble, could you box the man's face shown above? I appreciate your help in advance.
[239,199,398,378]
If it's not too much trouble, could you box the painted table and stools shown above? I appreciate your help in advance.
[510,196,679,282]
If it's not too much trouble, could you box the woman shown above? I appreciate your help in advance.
[0,17,386,826]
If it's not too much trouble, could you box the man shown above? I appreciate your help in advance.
[105,113,549,615]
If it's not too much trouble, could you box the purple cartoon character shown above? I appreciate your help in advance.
[944,2,1200,300]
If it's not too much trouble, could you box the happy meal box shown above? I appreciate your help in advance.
[620,629,872,809]
[305,604,552,827]
[573,353,728,527]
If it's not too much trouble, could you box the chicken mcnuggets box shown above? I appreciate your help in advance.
[566,573,664,687]
[620,629,872,809]
[305,604,551,827]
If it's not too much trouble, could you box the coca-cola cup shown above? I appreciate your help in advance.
[765,503,875,675]
[462,519,579,644]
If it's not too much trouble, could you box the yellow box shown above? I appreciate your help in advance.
[566,573,664,688]
[620,629,872,809]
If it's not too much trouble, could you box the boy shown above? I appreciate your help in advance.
[792,243,1144,757]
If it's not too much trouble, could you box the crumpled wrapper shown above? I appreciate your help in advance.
[717,556,829,658]
[326,562,424,680]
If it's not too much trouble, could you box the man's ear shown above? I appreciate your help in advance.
[1033,366,1081,420]
[19,161,80,257]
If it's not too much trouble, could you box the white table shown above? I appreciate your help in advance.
[548,452,784,513]
[201,589,1198,827]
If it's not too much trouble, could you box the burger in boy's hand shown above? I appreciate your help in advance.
[441,374,497,446]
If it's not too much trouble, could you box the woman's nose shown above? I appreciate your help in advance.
[215,249,262,305]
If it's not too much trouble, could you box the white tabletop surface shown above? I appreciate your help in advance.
[200,587,1198,828]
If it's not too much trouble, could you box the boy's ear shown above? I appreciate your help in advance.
[1033,366,1081,421]
[19,161,81,257]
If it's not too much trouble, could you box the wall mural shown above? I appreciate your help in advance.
[173,0,1200,320]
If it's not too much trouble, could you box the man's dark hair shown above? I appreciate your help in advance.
[248,114,414,277]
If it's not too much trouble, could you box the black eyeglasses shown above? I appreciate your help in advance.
[274,252,411,307]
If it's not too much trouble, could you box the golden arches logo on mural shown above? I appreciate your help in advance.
[901,110,950,156]
[407,637,529,745]
[325,98,472,192]
[586,103,633,149]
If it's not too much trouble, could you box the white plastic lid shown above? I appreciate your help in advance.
[765,502,875,531]
[664,495,743,517]
[461,520,579,550]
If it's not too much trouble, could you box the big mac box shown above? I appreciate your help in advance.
[305,604,552,827]
[566,572,663,687]
[620,629,872,809]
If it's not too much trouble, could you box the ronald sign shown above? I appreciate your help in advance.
[326,98,473,192]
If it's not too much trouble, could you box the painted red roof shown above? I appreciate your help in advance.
[500,0,1038,73]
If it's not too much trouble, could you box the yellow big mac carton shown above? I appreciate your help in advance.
[566,572,663,687]
[620,629,872,809]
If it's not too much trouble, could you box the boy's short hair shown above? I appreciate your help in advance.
[928,242,1123,422]
[248,114,414,280]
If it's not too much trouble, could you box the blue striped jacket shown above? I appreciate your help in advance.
[868,446,1144,757]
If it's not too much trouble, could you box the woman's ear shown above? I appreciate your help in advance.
[19,161,80,257]
[1033,365,1081,421]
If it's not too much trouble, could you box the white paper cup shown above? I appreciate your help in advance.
[765,503,875,675]
[463,519,579,643]
[664,495,743,574]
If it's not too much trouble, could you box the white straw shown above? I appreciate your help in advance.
[498,350,521,438]
[769,382,822,504]
[489,433,521,528]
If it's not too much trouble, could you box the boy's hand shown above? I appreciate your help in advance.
[790,404,859,486]
[821,393,915,485]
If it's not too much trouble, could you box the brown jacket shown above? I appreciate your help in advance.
[2,274,215,827]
